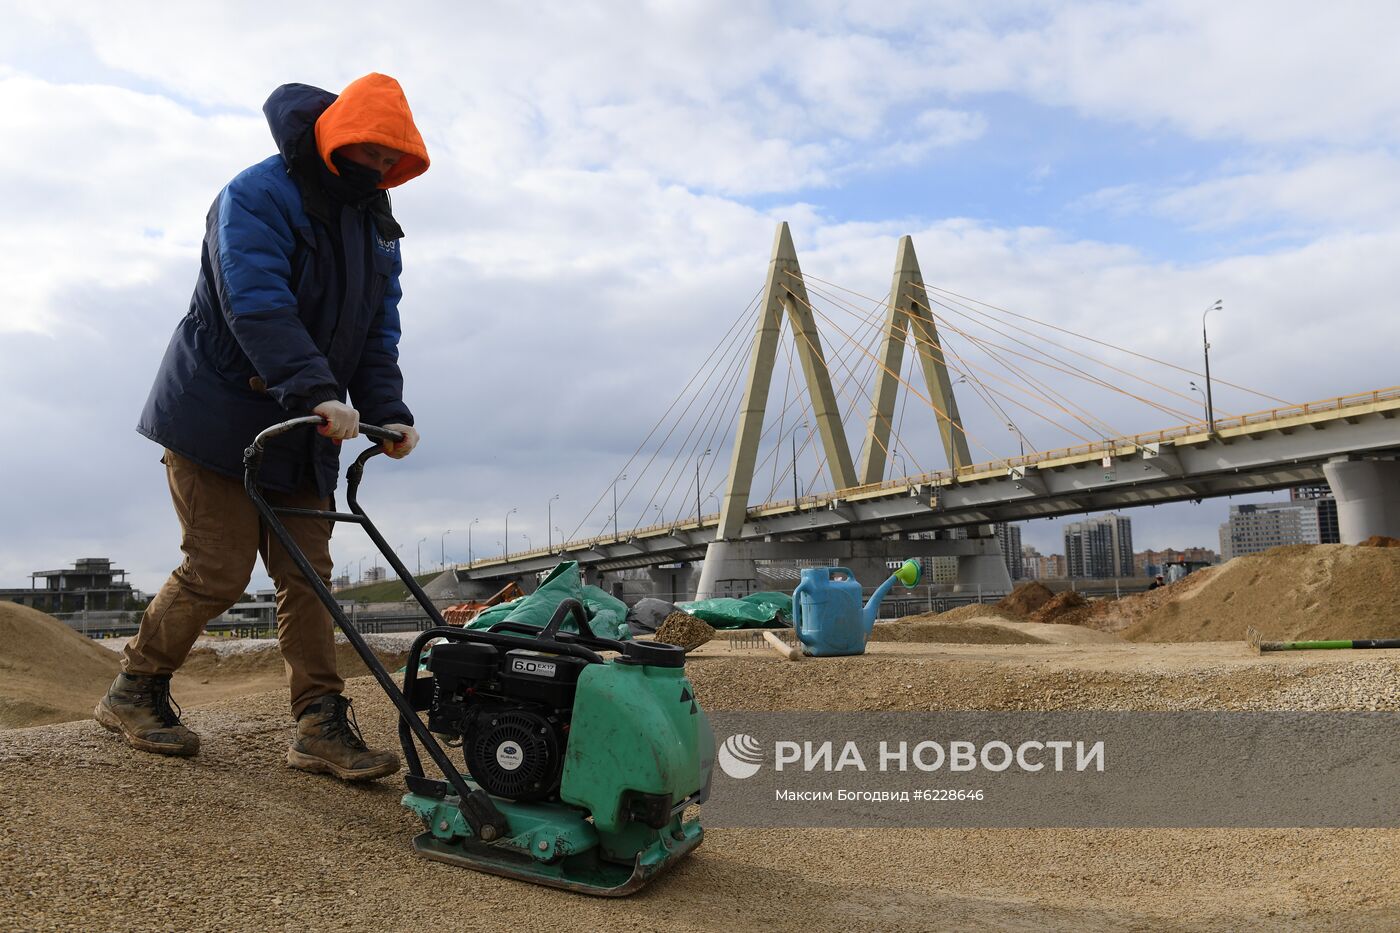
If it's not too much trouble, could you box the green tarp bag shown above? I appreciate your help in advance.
[466,561,631,641]
[740,591,793,621]
[676,590,792,629]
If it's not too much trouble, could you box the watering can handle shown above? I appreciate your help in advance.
[791,579,810,643]
[830,567,856,581]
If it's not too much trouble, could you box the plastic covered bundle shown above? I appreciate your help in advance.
[466,561,631,641]
[675,590,792,629]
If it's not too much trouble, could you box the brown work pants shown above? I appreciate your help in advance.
[123,449,342,716]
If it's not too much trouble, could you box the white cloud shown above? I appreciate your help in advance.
[1154,152,1400,230]
[0,73,267,334]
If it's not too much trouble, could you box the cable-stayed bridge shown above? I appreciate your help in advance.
[459,224,1400,596]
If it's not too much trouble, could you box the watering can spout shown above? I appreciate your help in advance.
[861,559,922,632]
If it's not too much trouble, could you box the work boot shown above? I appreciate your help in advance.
[94,673,201,757]
[287,694,400,782]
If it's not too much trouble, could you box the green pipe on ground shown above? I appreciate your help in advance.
[1258,638,1400,652]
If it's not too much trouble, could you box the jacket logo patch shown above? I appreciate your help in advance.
[375,233,397,255]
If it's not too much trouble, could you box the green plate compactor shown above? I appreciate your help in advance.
[244,417,715,896]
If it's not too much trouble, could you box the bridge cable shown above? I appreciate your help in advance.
[623,297,766,534]
[803,270,1256,417]
[803,273,1187,434]
[802,274,1197,437]
[922,281,1292,406]
[565,286,763,543]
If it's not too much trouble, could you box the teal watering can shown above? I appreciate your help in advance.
[791,559,922,656]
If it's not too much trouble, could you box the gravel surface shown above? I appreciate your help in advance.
[7,643,1400,931]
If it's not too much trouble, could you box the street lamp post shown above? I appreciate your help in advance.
[612,473,627,540]
[357,556,365,583]
[1007,423,1024,457]
[522,533,531,551]
[468,517,480,566]
[440,529,451,570]
[696,448,711,523]
[1202,299,1222,434]
[504,507,518,558]
[894,452,907,479]
[416,537,426,575]
[547,494,560,551]
[1189,382,1209,425]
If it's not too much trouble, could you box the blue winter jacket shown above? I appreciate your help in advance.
[137,83,413,495]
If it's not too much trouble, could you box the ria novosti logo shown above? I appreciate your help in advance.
[717,733,764,779]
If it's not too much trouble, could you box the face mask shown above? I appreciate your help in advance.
[325,150,384,203]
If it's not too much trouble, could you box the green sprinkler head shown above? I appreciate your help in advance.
[894,558,921,588]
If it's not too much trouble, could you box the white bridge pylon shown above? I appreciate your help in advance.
[716,222,969,541]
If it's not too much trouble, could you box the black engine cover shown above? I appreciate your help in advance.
[462,708,563,801]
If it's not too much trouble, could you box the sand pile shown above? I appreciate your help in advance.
[179,634,411,680]
[892,604,1022,625]
[1030,591,1090,626]
[935,603,1023,624]
[0,602,120,729]
[1362,535,1400,548]
[869,619,1047,645]
[1103,544,1400,643]
[654,611,716,652]
[997,581,1055,617]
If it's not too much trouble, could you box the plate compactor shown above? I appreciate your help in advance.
[245,417,714,896]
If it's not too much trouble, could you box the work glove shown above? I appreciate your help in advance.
[381,423,419,459]
[313,400,361,441]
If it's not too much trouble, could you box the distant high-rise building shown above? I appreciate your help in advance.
[1219,496,1336,560]
[1063,514,1134,579]
[993,523,1024,580]
[1290,484,1340,544]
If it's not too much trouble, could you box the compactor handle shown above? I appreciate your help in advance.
[248,415,404,453]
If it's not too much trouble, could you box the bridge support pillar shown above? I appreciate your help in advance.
[694,541,758,600]
[1323,457,1400,543]
[647,565,697,603]
[953,528,1014,593]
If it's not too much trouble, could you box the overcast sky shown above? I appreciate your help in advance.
[4,1,1398,594]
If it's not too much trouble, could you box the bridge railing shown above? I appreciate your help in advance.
[823,385,1400,502]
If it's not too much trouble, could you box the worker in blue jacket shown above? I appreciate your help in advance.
[96,74,429,782]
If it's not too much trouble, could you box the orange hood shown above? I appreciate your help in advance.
[314,73,429,189]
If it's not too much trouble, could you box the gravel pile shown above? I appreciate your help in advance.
[653,611,716,652]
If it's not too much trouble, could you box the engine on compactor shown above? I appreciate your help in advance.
[423,642,586,802]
